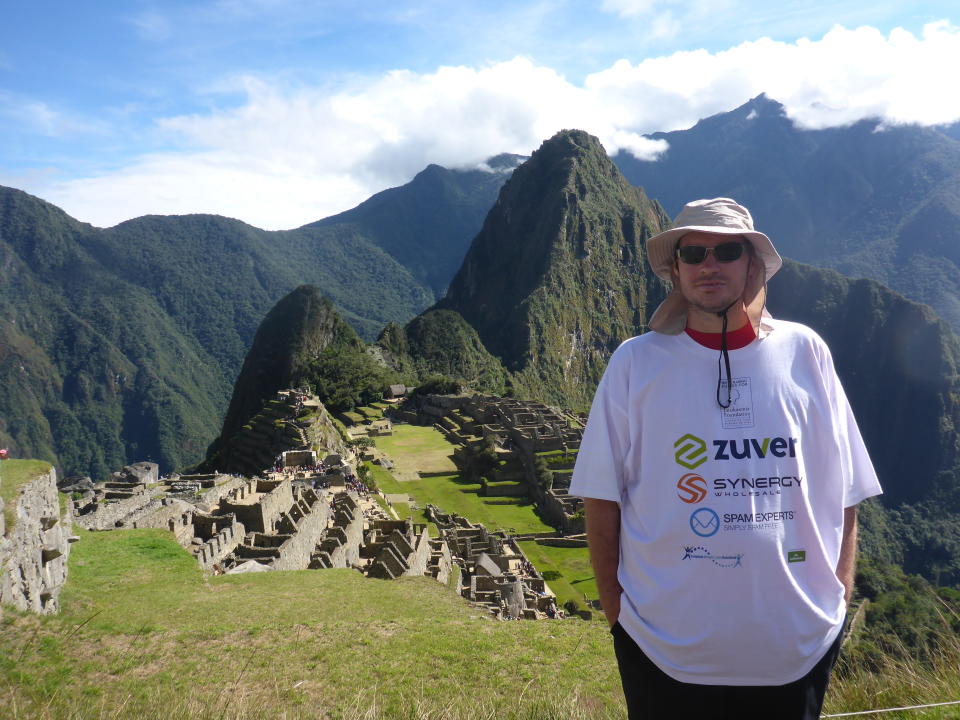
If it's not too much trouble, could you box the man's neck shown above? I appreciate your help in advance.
[685,303,750,333]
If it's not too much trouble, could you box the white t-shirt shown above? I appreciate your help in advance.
[570,319,882,685]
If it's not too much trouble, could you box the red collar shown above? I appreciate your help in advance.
[685,322,756,350]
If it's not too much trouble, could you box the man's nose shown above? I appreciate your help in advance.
[700,250,722,269]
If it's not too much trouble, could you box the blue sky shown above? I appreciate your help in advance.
[1,1,958,229]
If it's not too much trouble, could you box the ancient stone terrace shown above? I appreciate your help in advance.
[310,492,365,569]
[426,505,557,620]
[416,394,585,533]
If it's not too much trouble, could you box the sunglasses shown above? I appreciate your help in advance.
[676,241,746,265]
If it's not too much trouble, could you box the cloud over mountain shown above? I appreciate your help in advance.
[26,21,960,230]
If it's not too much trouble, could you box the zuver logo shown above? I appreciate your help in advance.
[713,436,798,460]
[674,434,707,469]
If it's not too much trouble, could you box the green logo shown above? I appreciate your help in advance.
[787,550,806,563]
[674,434,707,469]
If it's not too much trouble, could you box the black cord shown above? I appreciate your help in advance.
[716,303,736,408]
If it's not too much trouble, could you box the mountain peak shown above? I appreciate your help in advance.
[433,128,669,405]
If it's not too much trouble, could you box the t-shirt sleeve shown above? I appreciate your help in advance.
[816,337,883,507]
[570,343,632,503]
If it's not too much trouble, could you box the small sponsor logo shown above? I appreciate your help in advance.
[712,475,803,497]
[674,434,707,469]
[788,550,806,563]
[682,546,743,568]
[676,473,707,504]
[722,509,795,533]
[689,508,720,537]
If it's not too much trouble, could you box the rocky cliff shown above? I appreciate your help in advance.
[0,463,74,614]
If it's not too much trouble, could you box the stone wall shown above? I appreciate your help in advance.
[131,498,196,548]
[217,478,293,534]
[0,466,73,614]
[311,493,364,569]
[72,486,154,531]
[271,494,331,571]
[195,516,247,571]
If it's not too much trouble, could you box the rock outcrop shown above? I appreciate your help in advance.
[0,465,74,614]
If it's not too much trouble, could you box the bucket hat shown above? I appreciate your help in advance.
[646,198,782,336]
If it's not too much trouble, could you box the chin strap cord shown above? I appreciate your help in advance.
[716,302,737,408]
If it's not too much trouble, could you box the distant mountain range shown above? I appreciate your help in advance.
[3,94,960,493]
[615,94,960,332]
[0,161,512,478]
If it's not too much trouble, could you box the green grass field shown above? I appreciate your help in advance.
[1,528,623,719]
[519,542,598,609]
[374,425,458,475]
[4,440,958,718]
[4,529,957,719]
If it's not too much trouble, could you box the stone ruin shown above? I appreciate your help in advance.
[412,393,585,533]
[10,387,574,621]
[0,465,76,614]
[70,453,455,588]
[426,505,559,620]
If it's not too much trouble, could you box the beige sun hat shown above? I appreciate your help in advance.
[645,198,783,335]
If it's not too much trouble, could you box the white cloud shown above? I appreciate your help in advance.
[29,20,960,230]
[129,11,173,41]
[0,92,105,138]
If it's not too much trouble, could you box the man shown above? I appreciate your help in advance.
[570,198,881,720]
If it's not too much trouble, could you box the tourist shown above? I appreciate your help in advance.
[571,198,882,719]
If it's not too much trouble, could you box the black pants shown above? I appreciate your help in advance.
[611,622,844,720]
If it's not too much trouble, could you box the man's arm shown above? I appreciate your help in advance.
[836,505,858,605]
[585,497,622,626]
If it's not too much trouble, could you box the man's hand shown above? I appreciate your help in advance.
[585,498,622,626]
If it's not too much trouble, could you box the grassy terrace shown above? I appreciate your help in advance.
[1,459,53,532]
[371,425,552,536]
[1,528,623,719]
[3,522,954,718]
[366,424,600,610]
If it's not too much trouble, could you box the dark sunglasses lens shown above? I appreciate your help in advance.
[678,246,708,264]
[677,243,745,264]
[713,243,745,262]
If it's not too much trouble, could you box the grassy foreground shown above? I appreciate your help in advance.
[4,530,960,719]
[1,528,623,719]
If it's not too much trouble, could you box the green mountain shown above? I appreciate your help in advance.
[202,285,385,473]
[208,285,363,449]
[309,155,523,297]
[377,310,509,394]
[431,129,671,406]
[0,158,512,479]
[614,94,960,332]
[769,261,960,511]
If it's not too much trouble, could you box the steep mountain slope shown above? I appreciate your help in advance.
[203,285,372,472]
[211,286,364,446]
[0,158,513,478]
[310,155,522,297]
[377,310,509,394]
[434,129,671,406]
[614,94,960,331]
[0,188,226,478]
[769,261,960,509]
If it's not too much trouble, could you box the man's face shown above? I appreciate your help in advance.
[672,231,752,316]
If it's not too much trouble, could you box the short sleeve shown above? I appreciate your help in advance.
[570,342,633,503]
